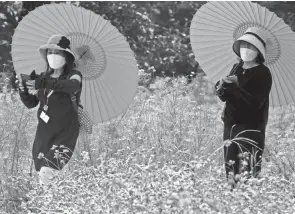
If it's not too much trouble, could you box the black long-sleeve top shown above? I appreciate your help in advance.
[19,89,40,109]
[19,70,82,113]
[216,63,272,128]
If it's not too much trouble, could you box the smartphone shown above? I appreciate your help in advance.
[20,73,31,82]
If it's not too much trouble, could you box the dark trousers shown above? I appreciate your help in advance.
[223,123,265,178]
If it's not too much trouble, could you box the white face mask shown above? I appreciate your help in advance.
[240,48,258,62]
[47,54,66,69]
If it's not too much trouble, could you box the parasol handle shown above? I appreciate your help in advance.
[78,50,88,61]
[229,60,244,76]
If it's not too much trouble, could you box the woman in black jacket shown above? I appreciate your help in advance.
[18,35,82,186]
[215,27,272,180]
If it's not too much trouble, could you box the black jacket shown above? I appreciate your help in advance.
[216,63,272,129]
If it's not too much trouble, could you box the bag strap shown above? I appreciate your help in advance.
[70,94,78,112]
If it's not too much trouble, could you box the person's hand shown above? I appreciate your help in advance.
[216,78,225,89]
[28,88,38,95]
[19,81,25,91]
[223,75,238,85]
[15,77,25,92]
[215,79,224,96]
[26,80,36,90]
[26,80,38,95]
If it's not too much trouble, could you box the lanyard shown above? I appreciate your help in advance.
[43,89,54,111]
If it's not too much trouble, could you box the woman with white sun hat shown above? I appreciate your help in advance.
[215,27,273,180]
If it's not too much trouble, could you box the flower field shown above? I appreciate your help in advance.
[1,74,295,213]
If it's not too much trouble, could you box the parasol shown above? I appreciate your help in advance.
[190,1,295,107]
[11,3,138,123]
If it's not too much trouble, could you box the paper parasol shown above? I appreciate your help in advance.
[190,1,295,107]
[11,3,138,123]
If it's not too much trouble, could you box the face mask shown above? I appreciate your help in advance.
[47,54,66,69]
[240,48,258,62]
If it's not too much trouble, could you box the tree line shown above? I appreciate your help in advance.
[0,1,295,90]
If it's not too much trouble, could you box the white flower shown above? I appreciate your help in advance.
[224,140,232,147]
[51,145,58,150]
[81,151,90,162]
[228,160,235,165]
[241,160,248,166]
[38,153,44,159]
[54,152,62,160]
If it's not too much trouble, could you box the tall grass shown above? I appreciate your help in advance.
[1,75,295,213]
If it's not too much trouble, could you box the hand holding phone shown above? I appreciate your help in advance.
[19,80,25,91]
[26,80,36,90]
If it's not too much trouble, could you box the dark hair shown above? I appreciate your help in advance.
[255,52,264,64]
[44,50,75,79]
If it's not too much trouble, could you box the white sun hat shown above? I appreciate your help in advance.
[233,27,268,62]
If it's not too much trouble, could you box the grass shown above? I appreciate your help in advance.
[0,74,295,213]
